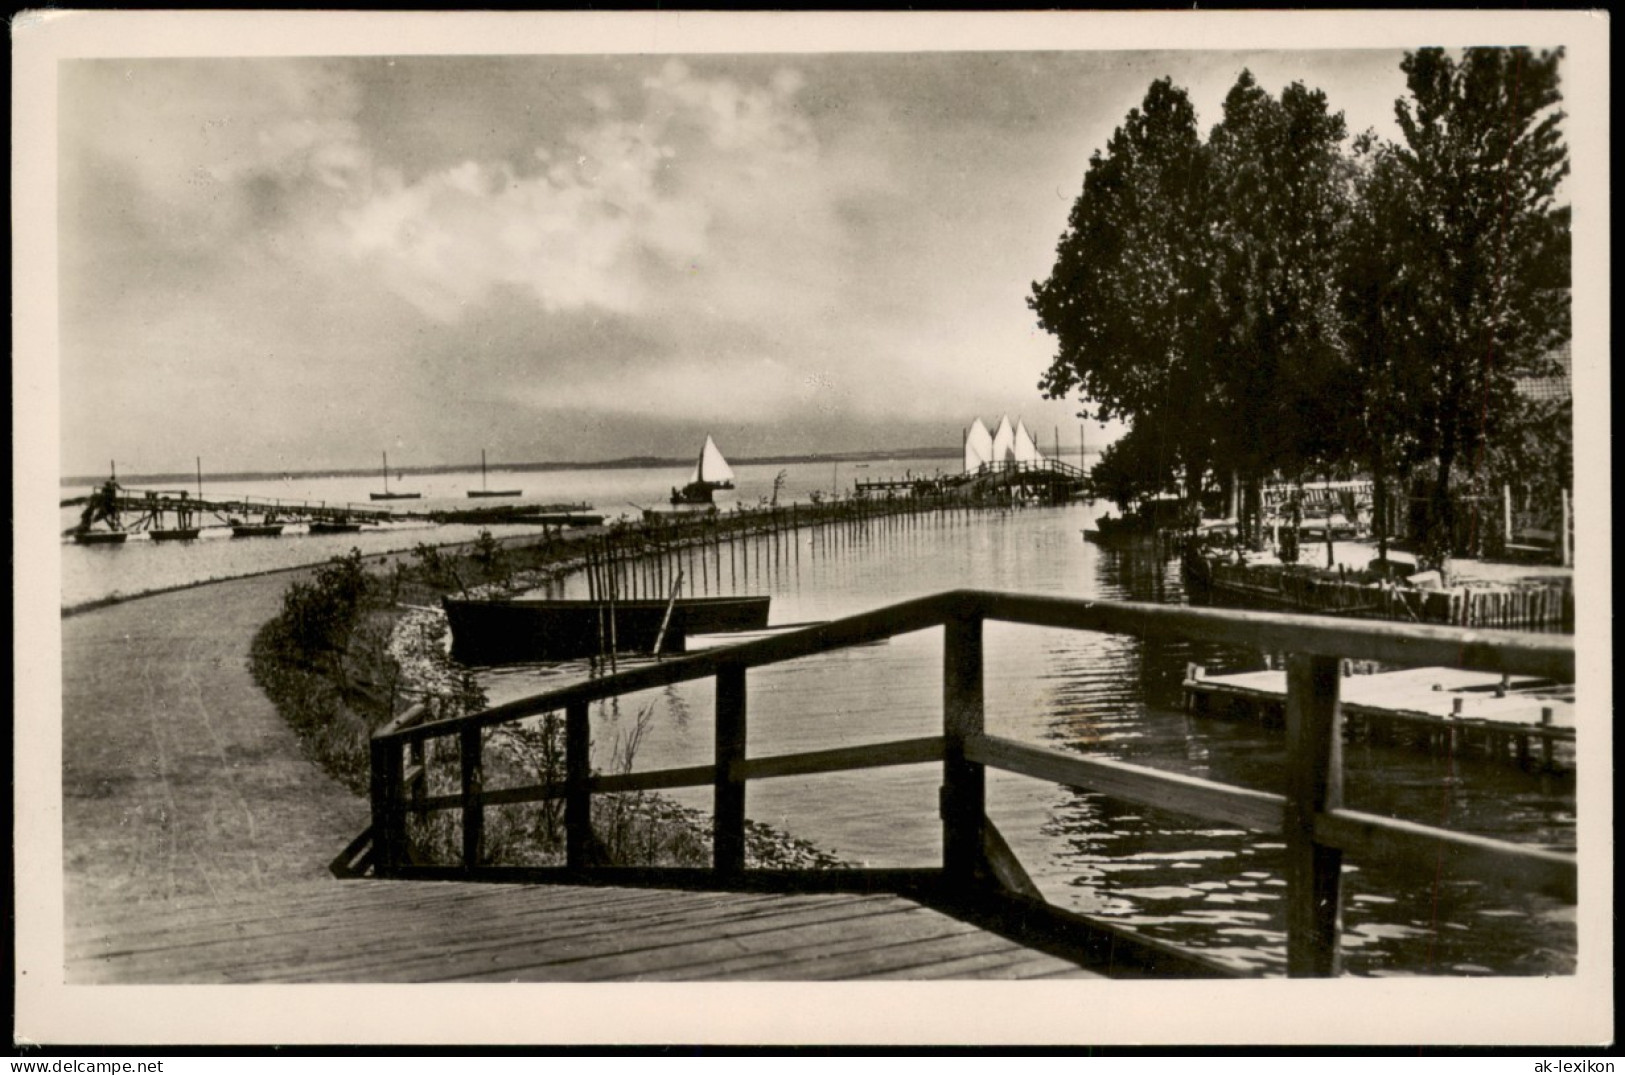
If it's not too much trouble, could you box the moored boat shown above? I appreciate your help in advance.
[74,530,129,546]
[231,522,285,538]
[467,449,522,498]
[308,519,364,534]
[371,452,422,501]
[150,528,201,542]
[443,594,771,664]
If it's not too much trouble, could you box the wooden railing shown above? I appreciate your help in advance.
[365,590,1576,978]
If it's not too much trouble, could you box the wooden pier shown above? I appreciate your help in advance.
[69,878,1097,983]
[56,547,1578,984]
[365,592,1576,979]
[1184,664,1574,770]
[68,484,604,538]
[855,458,1086,504]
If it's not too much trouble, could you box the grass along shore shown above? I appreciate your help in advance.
[248,526,849,871]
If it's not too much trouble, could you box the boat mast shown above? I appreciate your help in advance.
[196,457,203,499]
[382,451,390,494]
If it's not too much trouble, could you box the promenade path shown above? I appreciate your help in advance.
[60,567,1096,983]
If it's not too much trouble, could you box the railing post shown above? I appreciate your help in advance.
[369,735,405,876]
[461,723,484,871]
[1284,653,1344,977]
[565,702,591,869]
[942,611,986,884]
[714,663,748,875]
[408,738,425,815]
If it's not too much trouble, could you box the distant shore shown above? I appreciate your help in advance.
[63,445,966,489]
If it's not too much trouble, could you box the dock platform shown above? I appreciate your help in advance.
[68,878,1099,983]
[1185,665,1574,769]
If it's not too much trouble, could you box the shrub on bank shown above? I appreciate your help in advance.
[250,532,848,870]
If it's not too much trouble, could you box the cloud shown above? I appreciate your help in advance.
[336,59,831,323]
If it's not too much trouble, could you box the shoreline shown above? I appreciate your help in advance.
[60,523,609,617]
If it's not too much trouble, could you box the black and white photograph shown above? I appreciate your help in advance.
[12,9,1611,1048]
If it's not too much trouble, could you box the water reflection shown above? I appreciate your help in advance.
[473,502,1575,977]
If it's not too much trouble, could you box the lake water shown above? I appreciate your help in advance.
[62,456,1577,976]
[478,492,1577,978]
[60,456,964,607]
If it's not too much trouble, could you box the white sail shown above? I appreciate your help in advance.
[964,418,994,473]
[990,415,1016,464]
[689,435,735,485]
[1012,419,1043,463]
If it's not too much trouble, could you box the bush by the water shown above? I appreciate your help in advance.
[251,533,848,870]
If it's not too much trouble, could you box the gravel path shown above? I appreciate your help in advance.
[61,570,369,932]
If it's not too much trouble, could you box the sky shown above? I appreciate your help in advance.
[57,46,1423,477]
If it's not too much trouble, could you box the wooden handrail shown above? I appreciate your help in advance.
[367,588,1578,978]
[378,591,1572,746]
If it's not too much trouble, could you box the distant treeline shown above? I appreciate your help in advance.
[64,445,961,489]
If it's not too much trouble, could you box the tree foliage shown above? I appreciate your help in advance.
[1033,50,1571,556]
[1030,78,1219,500]
[1385,48,1570,542]
[1207,74,1356,484]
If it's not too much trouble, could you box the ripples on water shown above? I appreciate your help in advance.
[67,459,1575,976]
[474,497,1577,978]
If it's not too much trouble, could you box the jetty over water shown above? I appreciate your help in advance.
[60,558,1576,983]
[65,485,601,535]
[856,458,1086,503]
[351,590,1574,980]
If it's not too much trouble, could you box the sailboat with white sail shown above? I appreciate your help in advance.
[670,435,736,506]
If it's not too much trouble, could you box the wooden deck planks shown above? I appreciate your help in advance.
[67,880,1098,983]
[1187,666,1575,735]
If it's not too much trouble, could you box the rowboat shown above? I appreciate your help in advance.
[308,519,364,534]
[443,594,771,664]
[467,449,521,498]
[231,522,285,538]
[73,530,128,545]
[150,528,201,542]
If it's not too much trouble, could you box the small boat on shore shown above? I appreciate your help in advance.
[467,449,521,499]
[443,594,772,664]
[150,528,201,542]
[308,519,363,535]
[670,435,736,506]
[370,452,421,501]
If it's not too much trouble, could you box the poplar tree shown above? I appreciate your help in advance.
[1030,78,1219,509]
[1206,73,1356,533]
[1386,47,1570,557]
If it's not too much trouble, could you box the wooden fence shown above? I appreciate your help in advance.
[363,590,1576,978]
[1188,553,1574,631]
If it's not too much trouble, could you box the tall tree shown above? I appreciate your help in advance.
[1340,132,1429,561]
[1388,47,1570,556]
[1030,78,1219,505]
[1206,72,1356,535]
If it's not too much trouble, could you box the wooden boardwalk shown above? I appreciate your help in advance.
[67,878,1099,983]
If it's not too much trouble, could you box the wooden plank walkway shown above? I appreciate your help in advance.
[67,878,1099,983]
